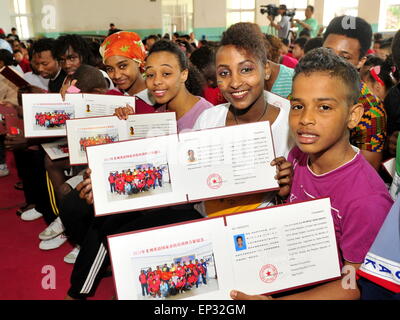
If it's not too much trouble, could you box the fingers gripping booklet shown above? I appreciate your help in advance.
[86,121,279,216]
[107,198,341,300]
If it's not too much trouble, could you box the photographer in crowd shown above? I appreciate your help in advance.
[267,4,291,40]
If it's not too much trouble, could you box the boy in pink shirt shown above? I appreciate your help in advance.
[231,48,392,300]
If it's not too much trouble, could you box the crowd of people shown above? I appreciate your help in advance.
[139,259,209,299]
[1,5,400,301]
[108,166,165,196]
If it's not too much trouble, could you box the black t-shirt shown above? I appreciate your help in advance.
[48,69,67,93]
[384,83,400,136]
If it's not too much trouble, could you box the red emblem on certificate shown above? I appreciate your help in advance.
[207,173,222,189]
[259,264,278,283]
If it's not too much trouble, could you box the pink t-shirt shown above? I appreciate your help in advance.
[288,147,392,268]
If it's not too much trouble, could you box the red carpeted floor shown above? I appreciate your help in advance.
[0,151,115,300]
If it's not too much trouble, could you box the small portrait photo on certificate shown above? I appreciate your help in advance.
[234,234,247,251]
[78,127,119,155]
[187,149,196,163]
[33,106,74,131]
[129,126,135,136]
[132,239,218,300]
[104,156,172,202]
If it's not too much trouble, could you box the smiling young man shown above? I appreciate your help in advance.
[322,16,386,171]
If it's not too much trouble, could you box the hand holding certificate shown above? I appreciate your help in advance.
[108,198,341,300]
[87,121,280,216]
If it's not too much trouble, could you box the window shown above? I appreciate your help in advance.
[227,0,255,27]
[323,0,359,27]
[10,0,34,40]
[379,0,400,31]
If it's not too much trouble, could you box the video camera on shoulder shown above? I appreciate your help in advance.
[260,4,296,20]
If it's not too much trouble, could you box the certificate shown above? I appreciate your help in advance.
[66,112,177,165]
[87,121,279,216]
[41,138,69,160]
[383,158,396,178]
[22,93,135,138]
[107,197,341,300]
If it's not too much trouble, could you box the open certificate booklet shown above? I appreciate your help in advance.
[107,198,341,300]
[22,93,135,138]
[87,121,279,216]
[66,112,177,165]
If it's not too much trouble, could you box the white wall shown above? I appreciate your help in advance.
[30,0,163,36]
[31,0,60,35]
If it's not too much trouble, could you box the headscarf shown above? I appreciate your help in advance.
[99,31,146,71]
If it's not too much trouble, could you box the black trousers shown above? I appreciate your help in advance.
[13,147,55,224]
[59,189,202,299]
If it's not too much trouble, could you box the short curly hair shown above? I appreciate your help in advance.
[294,47,361,105]
[219,22,268,65]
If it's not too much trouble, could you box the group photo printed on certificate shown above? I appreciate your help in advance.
[86,121,279,216]
[104,150,172,202]
[108,198,341,300]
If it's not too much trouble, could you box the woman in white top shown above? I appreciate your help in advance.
[193,22,293,217]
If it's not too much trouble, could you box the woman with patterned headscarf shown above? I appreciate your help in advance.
[99,31,154,106]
